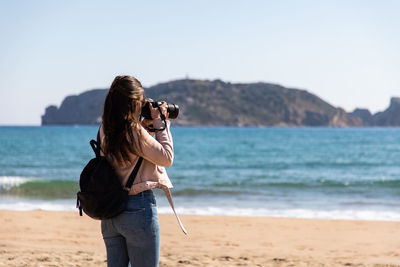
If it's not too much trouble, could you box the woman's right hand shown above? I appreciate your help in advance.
[150,102,168,119]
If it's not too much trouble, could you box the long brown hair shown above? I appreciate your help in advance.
[102,75,144,166]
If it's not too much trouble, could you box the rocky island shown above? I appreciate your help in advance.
[41,79,399,127]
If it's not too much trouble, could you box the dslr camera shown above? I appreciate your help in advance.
[141,98,179,120]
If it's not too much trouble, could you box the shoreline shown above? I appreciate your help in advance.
[1,210,399,266]
[1,199,400,222]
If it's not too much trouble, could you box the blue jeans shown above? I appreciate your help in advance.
[101,190,160,267]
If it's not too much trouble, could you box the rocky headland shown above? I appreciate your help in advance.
[41,79,399,127]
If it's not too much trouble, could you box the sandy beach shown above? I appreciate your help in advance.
[0,210,399,266]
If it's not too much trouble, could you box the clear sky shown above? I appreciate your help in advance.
[0,0,399,125]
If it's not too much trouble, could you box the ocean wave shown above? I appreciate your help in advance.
[0,176,78,199]
[0,176,37,190]
[178,179,400,196]
[1,175,399,201]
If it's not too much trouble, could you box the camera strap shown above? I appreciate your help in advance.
[157,106,166,121]
[148,127,164,133]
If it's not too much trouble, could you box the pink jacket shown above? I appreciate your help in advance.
[99,118,174,195]
[99,119,187,234]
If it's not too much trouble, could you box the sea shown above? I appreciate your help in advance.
[0,126,399,221]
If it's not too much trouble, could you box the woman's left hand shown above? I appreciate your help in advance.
[150,101,169,119]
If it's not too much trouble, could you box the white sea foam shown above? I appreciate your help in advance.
[0,198,76,211]
[0,176,38,190]
[0,198,399,221]
[157,205,400,222]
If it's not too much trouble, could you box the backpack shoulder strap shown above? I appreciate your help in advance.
[124,157,143,190]
[96,125,102,156]
[89,126,102,158]
[96,130,100,145]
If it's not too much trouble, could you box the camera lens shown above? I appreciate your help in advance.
[167,104,179,119]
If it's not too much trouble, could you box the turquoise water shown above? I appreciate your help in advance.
[0,126,399,220]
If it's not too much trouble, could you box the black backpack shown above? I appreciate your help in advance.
[76,131,143,220]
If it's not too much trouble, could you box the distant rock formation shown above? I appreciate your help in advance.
[350,97,400,126]
[41,79,398,127]
[372,97,400,126]
[349,109,373,126]
[42,89,107,125]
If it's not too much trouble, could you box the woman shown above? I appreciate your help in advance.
[99,75,173,267]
